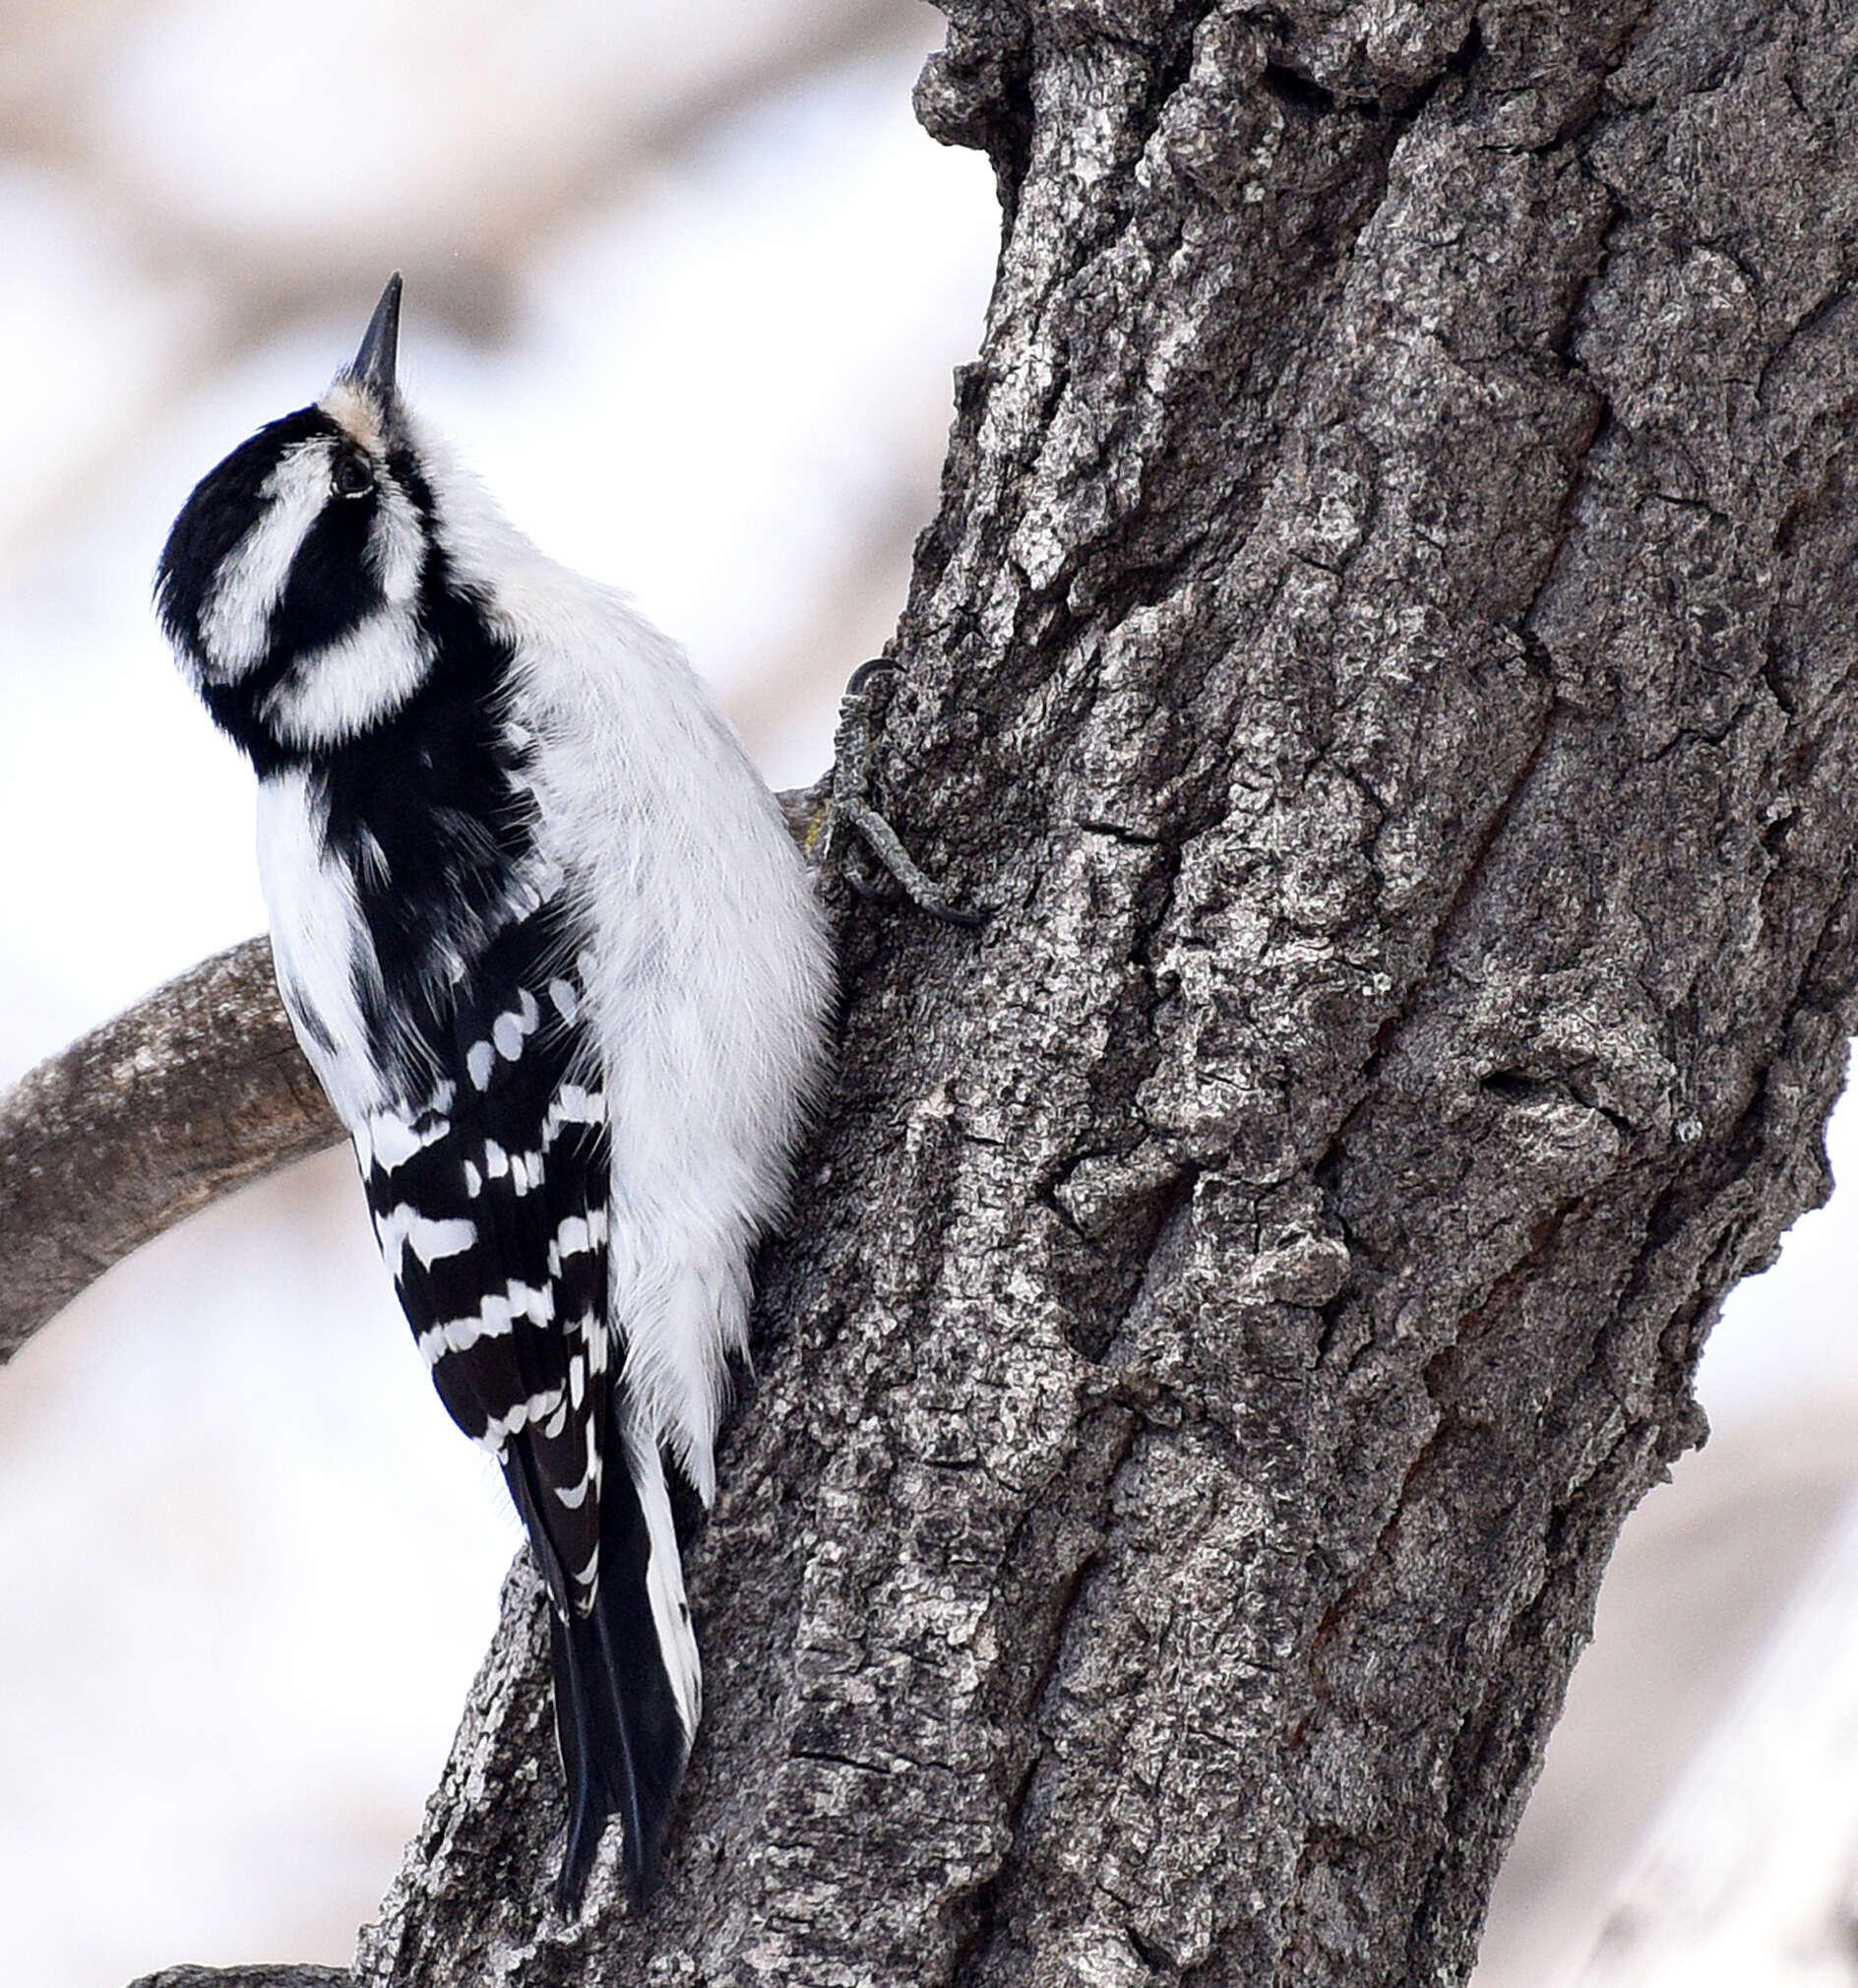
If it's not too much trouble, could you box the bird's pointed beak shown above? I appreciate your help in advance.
[348,273,403,400]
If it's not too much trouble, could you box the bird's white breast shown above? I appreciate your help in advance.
[256,767,384,1127]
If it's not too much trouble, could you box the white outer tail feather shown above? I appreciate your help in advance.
[623,1412,702,1738]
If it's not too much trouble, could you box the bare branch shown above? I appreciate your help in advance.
[127,1969,354,1988]
[0,937,340,1358]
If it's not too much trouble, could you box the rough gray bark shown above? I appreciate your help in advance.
[349,3,1858,1982]
[7,1,1857,1982]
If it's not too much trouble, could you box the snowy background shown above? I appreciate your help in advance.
[0,6,1853,1984]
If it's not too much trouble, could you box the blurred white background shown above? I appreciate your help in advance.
[0,6,1854,1984]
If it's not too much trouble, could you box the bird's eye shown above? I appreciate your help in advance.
[333,455,372,498]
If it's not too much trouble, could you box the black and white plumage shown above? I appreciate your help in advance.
[154,277,833,1908]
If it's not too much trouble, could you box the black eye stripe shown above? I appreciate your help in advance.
[265,499,385,664]
[333,454,373,498]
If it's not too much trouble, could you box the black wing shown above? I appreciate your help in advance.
[357,896,609,1610]
[353,895,694,1904]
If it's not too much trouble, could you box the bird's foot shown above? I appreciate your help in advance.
[807,658,986,928]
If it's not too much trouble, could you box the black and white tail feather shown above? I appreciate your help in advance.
[155,276,832,1910]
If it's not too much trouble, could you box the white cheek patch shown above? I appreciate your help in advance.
[199,440,335,682]
[260,609,433,748]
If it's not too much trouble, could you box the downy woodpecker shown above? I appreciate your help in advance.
[155,276,834,1909]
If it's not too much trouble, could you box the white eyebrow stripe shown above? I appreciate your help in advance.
[366,475,424,603]
[199,440,334,681]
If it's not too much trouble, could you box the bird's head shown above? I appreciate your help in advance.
[156,274,457,769]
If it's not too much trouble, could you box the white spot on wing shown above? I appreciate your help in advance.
[373,1208,477,1276]
[416,1276,555,1365]
[542,1085,605,1148]
[546,1212,602,1273]
[469,1385,567,1455]
[367,1108,450,1171]
[492,989,541,1061]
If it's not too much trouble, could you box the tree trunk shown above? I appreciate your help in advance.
[339,2,1858,1980]
[19,1,1858,1981]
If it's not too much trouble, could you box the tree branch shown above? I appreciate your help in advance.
[0,937,339,1357]
[127,1969,353,1988]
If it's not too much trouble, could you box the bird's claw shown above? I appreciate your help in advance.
[815,659,987,929]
